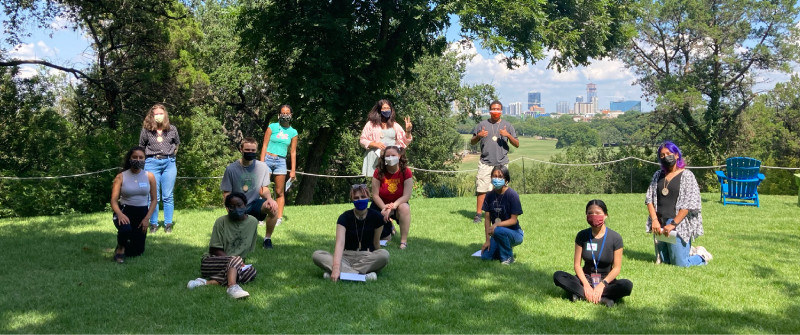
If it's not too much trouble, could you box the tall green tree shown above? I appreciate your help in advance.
[620,0,800,163]
[238,0,635,204]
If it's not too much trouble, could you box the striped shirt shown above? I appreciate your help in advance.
[139,125,180,156]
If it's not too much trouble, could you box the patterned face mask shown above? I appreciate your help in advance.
[278,114,292,123]
[129,159,145,170]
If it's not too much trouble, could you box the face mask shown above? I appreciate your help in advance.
[660,154,677,167]
[228,207,247,220]
[242,152,257,161]
[381,110,392,118]
[278,114,292,123]
[491,178,506,189]
[385,156,399,166]
[129,159,145,170]
[154,115,165,123]
[587,214,605,227]
[353,199,369,211]
[490,111,502,120]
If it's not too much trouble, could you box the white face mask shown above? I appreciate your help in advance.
[154,114,165,123]
[385,156,399,166]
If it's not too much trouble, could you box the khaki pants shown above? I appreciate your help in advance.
[312,249,389,274]
[476,162,508,193]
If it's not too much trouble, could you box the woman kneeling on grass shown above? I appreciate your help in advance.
[480,165,524,264]
[110,146,157,263]
[553,199,632,307]
[371,146,413,249]
[312,184,389,281]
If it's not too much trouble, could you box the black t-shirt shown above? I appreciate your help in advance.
[575,227,623,276]
[656,171,683,224]
[482,188,523,230]
[336,209,385,251]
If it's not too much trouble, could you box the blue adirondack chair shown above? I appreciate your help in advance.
[715,157,765,207]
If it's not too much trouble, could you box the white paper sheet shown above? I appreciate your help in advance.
[654,231,678,244]
[285,180,292,192]
[339,273,367,282]
[472,250,482,257]
[379,240,388,246]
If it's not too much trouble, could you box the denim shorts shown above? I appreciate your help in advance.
[264,155,288,175]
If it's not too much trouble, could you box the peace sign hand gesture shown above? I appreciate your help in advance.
[404,116,413,133]
[498,126,511,138]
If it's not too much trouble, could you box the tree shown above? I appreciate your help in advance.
[238,0,635,204]
[599,125,623,145]
[620,0,800,163]
[556,123,600,148]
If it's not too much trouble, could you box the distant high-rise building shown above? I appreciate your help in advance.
[576,95,584,103]
[587,83,597,102]
[590,96,599,114]
[528,91,542,110]
[509,102,523,116]
[556,101,569,114]
[610,100,642,113]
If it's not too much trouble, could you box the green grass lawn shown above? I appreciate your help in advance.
[2,194,799,333]
[458,134,563,171]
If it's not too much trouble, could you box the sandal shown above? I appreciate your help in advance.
[114,253,125,263]
[399,242,408,250]
[391,224,397,236]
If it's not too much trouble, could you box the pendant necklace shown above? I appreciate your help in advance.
[353,210,367,251]
[156,129,164,143]
[491,122,500,142]
[662,172,673,196]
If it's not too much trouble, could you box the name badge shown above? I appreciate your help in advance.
[586,242,597,251]
[138,182,148,188]
[591,273,602,287]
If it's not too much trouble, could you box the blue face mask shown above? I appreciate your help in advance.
[381,110,392,118]
[491,178,506,189]
[353,199,369,210]
[228,207,246,220]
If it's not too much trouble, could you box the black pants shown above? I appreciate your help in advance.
[369,203,402,239]
[113,205,149,257]
[553,271,633,301]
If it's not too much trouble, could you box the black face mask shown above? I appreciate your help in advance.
[242,152,257,161]
[381,110,392,119]
[228,207,246,220]
[660,154,677,167]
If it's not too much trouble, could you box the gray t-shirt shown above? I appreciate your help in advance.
[220,160,271,205]
[472,119,517,165]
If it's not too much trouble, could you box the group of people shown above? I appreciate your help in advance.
[109,99,712,304]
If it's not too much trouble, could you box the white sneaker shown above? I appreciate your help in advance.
[187,278,207,289]
[323,272,331,280]
[365,272,377,281]
[275,218,283,226]
[696,246,713,262]
[226,284,250,299]
[258,221,265,226]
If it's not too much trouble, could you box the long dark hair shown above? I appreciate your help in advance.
[585,199,609,215]
[367,99,396,127]
[376,146,408,180]
[122,146,146,172]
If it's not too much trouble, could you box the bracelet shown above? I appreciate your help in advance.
[602,279,609,286]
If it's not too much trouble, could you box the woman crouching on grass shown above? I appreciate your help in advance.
[110,146,157,263]
[312,184,389,281]
[480,165,524,265]
[553,199,632,307]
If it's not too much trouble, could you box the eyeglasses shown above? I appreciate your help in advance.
[352,184,367,190]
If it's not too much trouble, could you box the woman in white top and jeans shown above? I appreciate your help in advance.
[110,146,157,263]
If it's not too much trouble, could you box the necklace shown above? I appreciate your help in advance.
[156,129,164,143]
[490,121,500,142]
[662,170,678,196]
[353,210,367,251]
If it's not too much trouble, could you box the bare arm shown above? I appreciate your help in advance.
[573,244,591,287]
[507,136,520,148]
[389,178,413,208]
[373,227,382,251]
[494,214,519,228]
[603,248,624,283]
[331,224,347,281]
[110,174,124,217]
[145,172,158,219]
[289,136,298,179]
[260,127,273,161]
[371,177,387,210]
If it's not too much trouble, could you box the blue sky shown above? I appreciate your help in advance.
[5,13,793,114]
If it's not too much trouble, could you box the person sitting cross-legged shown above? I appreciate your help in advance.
[187,192,259,299]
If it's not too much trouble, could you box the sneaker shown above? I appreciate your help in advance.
[164,224,173,234]
[275,218,283,226]
[187,278,207,289]
[258,221,265,226]
[696,246,713,262]
[600,297,615,308]
[263,238,273,249]
[323,272,331,280]
[365,272,378,281]
[570,294,581,302]
[472,213,482,224]
[501,257,515,265]
[149,225,159,233]
[226,284,250,299]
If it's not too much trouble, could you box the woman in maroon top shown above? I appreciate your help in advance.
[370,146,413,249]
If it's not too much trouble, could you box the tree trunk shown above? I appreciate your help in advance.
[294,127,335,205]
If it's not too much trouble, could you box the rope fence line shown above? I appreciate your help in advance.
[1,157,799,180]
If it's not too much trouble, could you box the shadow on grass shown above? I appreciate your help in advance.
[451,209,477,220]
[2,219,800,333]
[623,247,656,263]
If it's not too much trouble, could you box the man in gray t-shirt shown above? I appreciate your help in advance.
[221,137,280,249]
[469,100,520,223]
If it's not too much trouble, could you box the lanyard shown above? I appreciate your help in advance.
[590,230,608,273]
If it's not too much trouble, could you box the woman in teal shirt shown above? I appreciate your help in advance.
[260,105,299,225]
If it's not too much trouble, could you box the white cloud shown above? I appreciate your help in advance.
[49,16,71,31]
[15,67,38,79]
[9,41,59,60]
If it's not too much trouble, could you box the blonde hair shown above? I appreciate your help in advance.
[143,103,170,131]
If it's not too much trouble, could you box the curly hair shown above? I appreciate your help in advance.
[375,146,408,180]
[142,103,171,131]
[367,99,396,128]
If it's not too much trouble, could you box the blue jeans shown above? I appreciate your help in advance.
[481,227,524,262]
[655,236,706,267]
[145,157,176,225]
[264,155,287,175]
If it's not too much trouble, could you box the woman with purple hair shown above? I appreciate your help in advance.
[644,141,712,267]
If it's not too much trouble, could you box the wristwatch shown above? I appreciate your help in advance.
[666,218,678,226]
[602,279,609,286]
